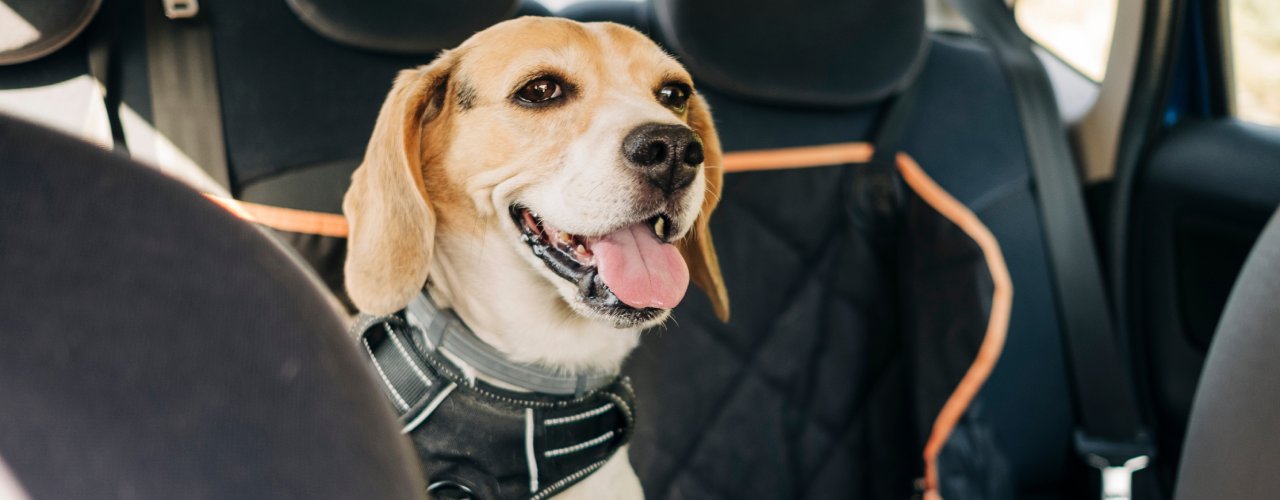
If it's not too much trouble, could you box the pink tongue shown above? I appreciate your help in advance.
[586,222,689,309]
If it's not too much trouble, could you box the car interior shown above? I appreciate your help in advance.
[1,0,1278,499]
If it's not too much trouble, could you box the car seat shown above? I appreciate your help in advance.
[563,0,1091,498]
[1173,208,1280,499]
[0,113,427,500]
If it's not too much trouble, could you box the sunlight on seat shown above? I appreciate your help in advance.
[0,457,29,500]
[0,1,40,53]
[119,103,231,196]
[0,74,112,147]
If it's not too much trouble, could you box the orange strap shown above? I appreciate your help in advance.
[204,142,878,237]
[722,142,873,172]
[204,194,349,238]
[897,154,1012,500]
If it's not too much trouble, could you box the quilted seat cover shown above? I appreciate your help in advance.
[623,153,1012,500]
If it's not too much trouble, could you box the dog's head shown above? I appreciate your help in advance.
[343,17,728,329]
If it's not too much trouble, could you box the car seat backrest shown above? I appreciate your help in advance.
[105,0,549,309]
[1174,209,1280,499]
[651,0,926,107]
[287,0,521,53]
[202,0,545,200]
[0,113,427,500]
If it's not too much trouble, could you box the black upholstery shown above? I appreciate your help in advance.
[652,0,926,107]
[0,0,101,65]
[206,0,429,188]
[0,114,426,500]
[617,33,1079,499]
[286,0,518,54]
[1174,208,1280,499]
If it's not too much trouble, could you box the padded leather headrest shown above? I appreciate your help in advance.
[652,0,927,107]
[285,0,520,53]
[0,0,101,65]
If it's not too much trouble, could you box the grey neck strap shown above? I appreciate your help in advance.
[401,291,616,396]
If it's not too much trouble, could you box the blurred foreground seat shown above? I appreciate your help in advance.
[0,113,426,500]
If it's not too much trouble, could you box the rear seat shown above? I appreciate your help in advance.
[1,0,1091,497]
[562,1,1084,498]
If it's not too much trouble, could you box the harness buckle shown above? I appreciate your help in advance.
[1075,431,1154,500]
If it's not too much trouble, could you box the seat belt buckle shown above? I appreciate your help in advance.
[163,0,199,19]
[1075,430,1154,500]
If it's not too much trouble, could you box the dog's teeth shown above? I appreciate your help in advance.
[558,232,573,245]
[576,244,587,255]
[653,217,667,240]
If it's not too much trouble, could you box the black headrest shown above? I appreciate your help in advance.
[0,113,427,500]
[652,0,927,107]
[285,0,521,53]
[0,0,101,65]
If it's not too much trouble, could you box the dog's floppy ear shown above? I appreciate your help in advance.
[343,54,455,315]
[679,93,730,322]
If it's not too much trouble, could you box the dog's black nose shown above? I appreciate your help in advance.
[622,123,703,195]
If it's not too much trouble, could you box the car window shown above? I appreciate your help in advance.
[1014,0,1117,81]
[1227,0,1280,126]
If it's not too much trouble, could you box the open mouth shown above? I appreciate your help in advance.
[509,205,688,325]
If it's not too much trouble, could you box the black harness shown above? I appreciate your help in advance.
[355,293,636,500]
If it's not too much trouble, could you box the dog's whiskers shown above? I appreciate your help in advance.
[702,185,722,204]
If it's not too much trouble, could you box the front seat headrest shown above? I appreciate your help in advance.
[652,0,927,107]
[285,0,520,54]
[0,0,101,65]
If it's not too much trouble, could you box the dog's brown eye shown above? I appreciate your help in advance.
[656,84,691,112]
[516,78,563,104]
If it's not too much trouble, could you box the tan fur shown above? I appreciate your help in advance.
[344,58,453,315]
[679,94,730,321]
[343,17,729,498]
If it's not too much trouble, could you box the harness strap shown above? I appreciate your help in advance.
[356,306,636,500]
[404,292,616,397]
[360,317,456,433]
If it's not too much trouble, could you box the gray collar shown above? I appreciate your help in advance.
[390,291,617,396]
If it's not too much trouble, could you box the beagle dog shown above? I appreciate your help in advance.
[343,17,728,498]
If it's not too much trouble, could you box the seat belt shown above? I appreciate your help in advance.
[143,0,231,190]
[945,0,1153,499]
